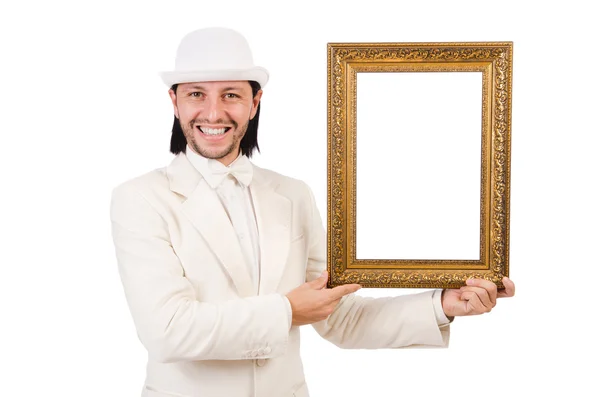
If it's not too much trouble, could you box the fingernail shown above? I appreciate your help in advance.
[466,279,475,285]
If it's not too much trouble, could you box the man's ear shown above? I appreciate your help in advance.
[169,89,179,119]
[250,89,263,120]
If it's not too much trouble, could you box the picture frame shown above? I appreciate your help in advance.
[327,42,513,288]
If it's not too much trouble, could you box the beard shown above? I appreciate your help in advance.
[181,117,249,160]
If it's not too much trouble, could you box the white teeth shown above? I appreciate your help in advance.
[201,127,227,135]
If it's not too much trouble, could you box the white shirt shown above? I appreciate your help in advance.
[185,147,260,292]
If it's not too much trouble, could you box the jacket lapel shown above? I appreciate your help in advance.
[251,166,291,295]
[167,154,255,297]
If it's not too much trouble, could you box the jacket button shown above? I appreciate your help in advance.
[256,359,266,367]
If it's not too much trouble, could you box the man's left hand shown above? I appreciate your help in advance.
[442,277,515,318]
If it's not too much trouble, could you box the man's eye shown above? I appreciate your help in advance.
[224,93,239,99]
[190,92,203,97]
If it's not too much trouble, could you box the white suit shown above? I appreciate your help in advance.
[110,153,449,397]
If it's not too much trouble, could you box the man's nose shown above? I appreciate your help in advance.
[204,97,225,121]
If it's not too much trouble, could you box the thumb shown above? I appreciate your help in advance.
[308,271,328,289]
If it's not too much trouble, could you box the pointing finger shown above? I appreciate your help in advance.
[328,283,361,300]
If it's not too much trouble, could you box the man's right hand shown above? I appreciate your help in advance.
[286,271,361,326]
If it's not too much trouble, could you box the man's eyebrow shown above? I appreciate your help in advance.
[180,85,207,91]
[180,85,245,92]
[220,86,244,91]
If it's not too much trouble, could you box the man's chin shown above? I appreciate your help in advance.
[190,143,236,161]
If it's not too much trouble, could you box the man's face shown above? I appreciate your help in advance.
[169,81,262,165]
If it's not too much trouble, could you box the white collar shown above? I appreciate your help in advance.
[185,146,253,188]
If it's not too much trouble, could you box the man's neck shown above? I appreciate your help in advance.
[187,146,243,167]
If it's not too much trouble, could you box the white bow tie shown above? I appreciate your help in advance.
[207,155,253,188]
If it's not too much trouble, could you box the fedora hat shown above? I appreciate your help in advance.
[160,27,269,88]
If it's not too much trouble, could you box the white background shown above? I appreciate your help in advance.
[1,1,598,396]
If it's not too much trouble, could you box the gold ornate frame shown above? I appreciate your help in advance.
[327,42,512,289]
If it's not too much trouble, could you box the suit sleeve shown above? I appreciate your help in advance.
[110,183,289,363]
[303,183,450,349]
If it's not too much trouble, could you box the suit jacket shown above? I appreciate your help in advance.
[110,153,450,397]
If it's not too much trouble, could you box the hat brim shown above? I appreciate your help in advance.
[160,66,269,88]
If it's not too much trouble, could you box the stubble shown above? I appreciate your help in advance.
[182,118,249,160]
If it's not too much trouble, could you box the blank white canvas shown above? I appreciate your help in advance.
[356,72,482,260]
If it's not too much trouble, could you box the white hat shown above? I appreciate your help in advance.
[160,27,269,88]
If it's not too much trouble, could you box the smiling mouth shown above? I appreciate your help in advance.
[197,126,231,136]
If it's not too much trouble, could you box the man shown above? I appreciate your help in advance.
[110,27,515,397]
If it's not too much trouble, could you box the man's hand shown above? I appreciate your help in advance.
[442,277,515,318]
[286,271,361,326]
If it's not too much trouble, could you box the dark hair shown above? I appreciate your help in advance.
[169,81,262,157]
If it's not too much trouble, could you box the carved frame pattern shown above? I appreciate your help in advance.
[327,42,512,288]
